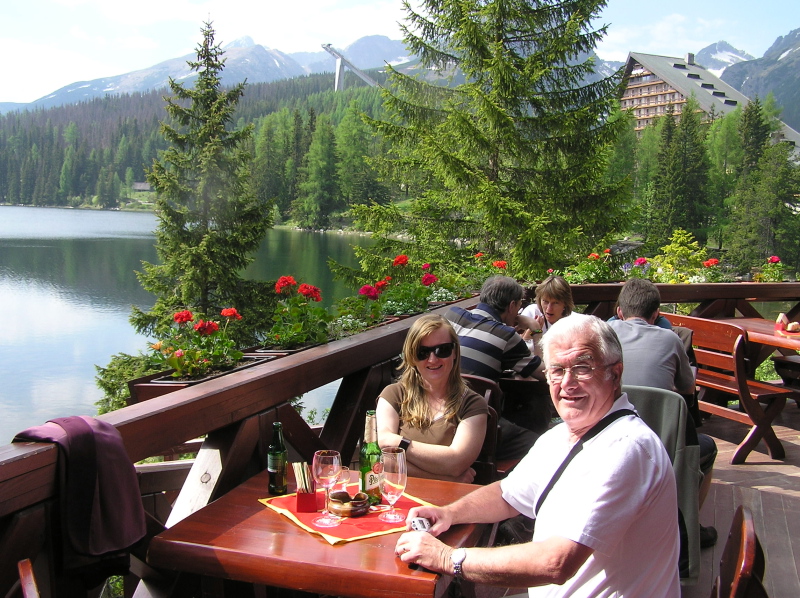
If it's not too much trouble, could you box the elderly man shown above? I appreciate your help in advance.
[395,316,680,597]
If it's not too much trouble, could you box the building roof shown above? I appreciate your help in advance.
[624,52,800,148]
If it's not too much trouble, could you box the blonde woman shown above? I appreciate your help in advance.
[376,314,488,484]
[521,275,575,337]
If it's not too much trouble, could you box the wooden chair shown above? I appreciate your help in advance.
[665,314,793,464]
[710,505,767,598]
[471,405,499,485]
[462,373,504,413]
[16,559,40,598]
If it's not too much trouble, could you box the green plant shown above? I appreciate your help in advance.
[95,352,164,414]
[564,249,622,283]
[267,276,332,348]
[755,255,785,282]
[649,229,707,284]
[150,308,245,379]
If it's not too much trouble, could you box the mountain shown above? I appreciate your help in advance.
[721,27,800,131]
[2,35,409,114]
[694,41,754,76]
[290,35,412,74]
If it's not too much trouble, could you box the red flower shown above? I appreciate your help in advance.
[492,260,507,269]
[194,320,219,336]
[421,273,439,287]
[298,283,322,302]
[393,254,409,267]
[474,252,484,258]
[634,257,648,267]
[275,275,297,293]
[374,280,389,292]
[603,248,611,254]
[359,285,380,300]
[703,258,719,268]
[422,263,431,270]
[768,255,781,264]
[588,253,600,260]
[384,276,392,282]
[221,307,242,320]
[547,268,554,274]
[173,310,194,324]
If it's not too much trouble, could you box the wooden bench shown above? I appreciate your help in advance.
[665,314,795,464]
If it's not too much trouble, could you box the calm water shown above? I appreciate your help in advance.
[0,206,372,443]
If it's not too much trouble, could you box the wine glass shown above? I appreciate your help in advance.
[379,447,408,523]
[335,466,351,493]
[312,450,342,528]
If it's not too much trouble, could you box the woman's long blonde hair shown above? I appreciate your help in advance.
[398,314,467,429]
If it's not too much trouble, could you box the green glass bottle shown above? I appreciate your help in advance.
[268,422,288,495]
[359,410,383,505]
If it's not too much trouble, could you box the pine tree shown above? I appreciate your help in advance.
[131,22,274,344]
[361,0,630,276]
[739,97,770,176]
[292,114,340,229]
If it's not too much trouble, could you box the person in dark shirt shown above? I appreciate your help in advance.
[445,276,542,461]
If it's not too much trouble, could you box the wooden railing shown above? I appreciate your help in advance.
[2,283,800,597]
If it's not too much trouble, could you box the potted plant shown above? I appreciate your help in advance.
[261,276,332,350]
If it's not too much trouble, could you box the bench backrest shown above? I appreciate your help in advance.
[665,314,748,373]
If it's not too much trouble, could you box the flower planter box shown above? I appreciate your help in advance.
[128,356,272,404]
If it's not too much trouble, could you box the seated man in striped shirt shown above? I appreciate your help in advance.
[445,275,542,461]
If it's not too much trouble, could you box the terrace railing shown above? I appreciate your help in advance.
[2,283,799,596]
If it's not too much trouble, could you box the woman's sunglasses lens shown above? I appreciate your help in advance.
[416,343,454,360]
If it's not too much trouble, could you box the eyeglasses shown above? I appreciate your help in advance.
[416,342,455,361]
[546,362,617,382]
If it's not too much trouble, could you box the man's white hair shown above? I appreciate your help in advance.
[541,314,623,370]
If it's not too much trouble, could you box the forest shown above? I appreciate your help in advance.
[1,40,798,277]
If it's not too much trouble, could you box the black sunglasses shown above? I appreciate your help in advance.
[416,342,456,361]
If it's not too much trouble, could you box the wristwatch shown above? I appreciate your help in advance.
[398,437,411,451]
[451,547,467,578]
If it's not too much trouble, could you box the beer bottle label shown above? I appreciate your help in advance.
[268,454,286,473]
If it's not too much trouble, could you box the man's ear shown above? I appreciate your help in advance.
[616,306,624,320]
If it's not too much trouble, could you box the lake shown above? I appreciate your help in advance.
[0,205,373,443]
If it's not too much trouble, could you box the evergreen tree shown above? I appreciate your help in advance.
[131,22,274,344]
[361,0,630,276]
[727,142,800,271]
[705,109,742,248]
[739,97,770,176]
[650,98,710,246]
[292,114,340,229]
[337,102,390,207]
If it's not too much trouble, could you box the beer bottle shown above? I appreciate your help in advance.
[359,410,383,505]
[268,421,288,495]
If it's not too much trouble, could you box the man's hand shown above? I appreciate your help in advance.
[395,530,452,573]
[405,505,453,536]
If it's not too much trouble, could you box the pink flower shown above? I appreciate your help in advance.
[174,349,184,358]
[392,255,409,267]
[359,285,380,300]
[768,256,781,264]
[422,263,431,271]
[492,260,507,269]
[421,273,439,286]
[547,268,554,274]
[634,257,648,267]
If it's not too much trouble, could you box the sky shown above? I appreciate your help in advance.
[2,0,797,104]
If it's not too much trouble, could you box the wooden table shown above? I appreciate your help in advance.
[716,317,800,372]
[147,470,488,598]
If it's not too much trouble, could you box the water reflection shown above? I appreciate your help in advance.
[0,206,373,443]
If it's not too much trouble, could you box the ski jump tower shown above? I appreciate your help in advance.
[321,44,380,91]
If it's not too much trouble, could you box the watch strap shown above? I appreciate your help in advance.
[398,437,411,451]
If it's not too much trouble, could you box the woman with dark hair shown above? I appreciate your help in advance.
[376,314,488,483]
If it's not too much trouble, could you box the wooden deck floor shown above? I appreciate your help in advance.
[683,401,800,597]
[475,402,800,598]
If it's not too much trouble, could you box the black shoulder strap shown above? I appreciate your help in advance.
[535,408,637,516]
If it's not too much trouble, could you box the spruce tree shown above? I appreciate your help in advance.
[361,0,630,276]
[739,97,770,176]
[131,22,274,344]
[292,114,340,229]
